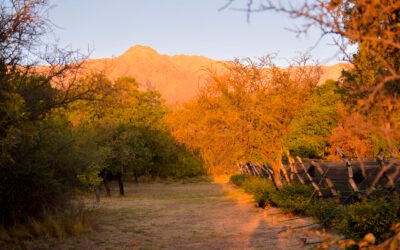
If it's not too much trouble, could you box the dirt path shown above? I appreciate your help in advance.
[29,178,322,250]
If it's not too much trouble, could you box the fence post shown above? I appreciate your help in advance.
[336,147,361,198]
[296,157,323,198]
[311,161,340,203]
[367,159,399,196]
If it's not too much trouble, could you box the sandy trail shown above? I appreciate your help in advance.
[27,178,322,250]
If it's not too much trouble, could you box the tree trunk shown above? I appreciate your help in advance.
[279,162,291,184]
[94,184,100,203]
[286,151,304,184]
[118,176,125,196]
[103,179,111,196]
[271,159,283,190]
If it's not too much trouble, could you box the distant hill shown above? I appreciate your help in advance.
[84,45,351,103]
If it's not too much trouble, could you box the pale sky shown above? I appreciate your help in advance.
[48,0,343,65]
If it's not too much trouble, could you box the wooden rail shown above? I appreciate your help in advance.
[237,149,400,202]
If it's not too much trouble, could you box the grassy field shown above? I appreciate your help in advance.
[10,177,323,250]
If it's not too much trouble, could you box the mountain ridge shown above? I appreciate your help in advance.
[84,45,351,103]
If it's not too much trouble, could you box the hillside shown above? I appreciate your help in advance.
[84,45,350,103]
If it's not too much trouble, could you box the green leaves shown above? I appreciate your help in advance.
[68,76,204,179]
[334,198,400,241]
[284,80,342,159]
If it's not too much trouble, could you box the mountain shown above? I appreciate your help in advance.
[320,63,352,84]
[84,45,350,103]
[84,45,222,103]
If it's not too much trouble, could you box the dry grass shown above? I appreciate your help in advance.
[2,178,325,249]
[0,205,96,246]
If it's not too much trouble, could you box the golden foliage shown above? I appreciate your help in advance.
[226,0,400,156]
[166,56,321,177]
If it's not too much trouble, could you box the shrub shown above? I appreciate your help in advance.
[230,175,276,208]
[269,183,315,214]
[254,191,273,208]
[333,198,400,241]
[243,177,276,208]
[307,199,340,227]
[0,117,98,225]
[230,174,246,186]
[231,175,400,243]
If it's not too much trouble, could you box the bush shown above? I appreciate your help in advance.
[0,117,93,225]
[230,175,276,208]
[333,198,400,241]
[230,174,246,186]
[269,183,315,214]
[243,177,276,207]
[231,175,400,243]
[230,175,314,210]
[307,199,340,227]
[254,191,273,208]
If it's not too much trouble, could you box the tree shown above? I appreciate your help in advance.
[167,56,321,187]
[68,75,205,181]
[223,0,400,156]
[0,0,105,225]
[284,80,342,159]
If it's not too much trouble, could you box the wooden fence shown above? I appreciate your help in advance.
[238,148,400,202]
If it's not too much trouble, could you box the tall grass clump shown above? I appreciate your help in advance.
[0,205,96,243]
